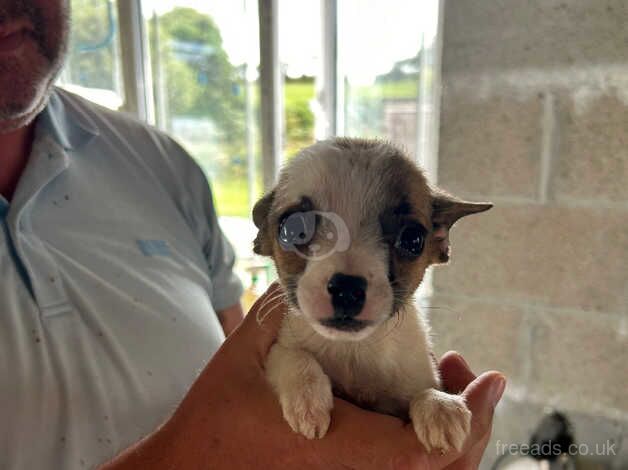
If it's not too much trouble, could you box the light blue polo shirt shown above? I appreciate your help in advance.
[0,88,243,470]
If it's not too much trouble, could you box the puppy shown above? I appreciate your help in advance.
[252,138,491,452]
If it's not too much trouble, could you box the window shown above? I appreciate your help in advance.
[142,1,261,219]
[141,0,265,299]
[279,0,322,158]
[57,0,124,109]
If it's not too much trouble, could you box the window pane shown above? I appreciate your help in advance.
[142,0,269,302]
[338,0,439,159]
[279,0,321,159]
[58,0,124,109]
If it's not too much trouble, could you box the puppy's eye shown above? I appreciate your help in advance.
[278,211,316,248]
[395,223,426,258]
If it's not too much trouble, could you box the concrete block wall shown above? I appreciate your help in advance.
[430,1,628,468]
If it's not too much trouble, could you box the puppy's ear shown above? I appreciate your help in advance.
[431,189,492,263]
[252,190,275,256]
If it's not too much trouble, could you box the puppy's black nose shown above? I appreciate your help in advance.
[327,273,367,318]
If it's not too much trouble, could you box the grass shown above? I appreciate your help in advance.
[181,139,253,218]
[377,79,419,99]
[285,77,423,102]
[284,80,316,158]
[212,177,250,217]
[285,81,316,101]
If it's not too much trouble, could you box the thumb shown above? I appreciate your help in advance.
[238,282,288,359]
[429,371,506,468]
[464,371,505,441]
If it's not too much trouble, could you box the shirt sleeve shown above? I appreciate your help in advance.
[202,189,245,312]
[158,135,244,312]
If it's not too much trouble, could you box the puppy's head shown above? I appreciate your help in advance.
[253,138,491,341]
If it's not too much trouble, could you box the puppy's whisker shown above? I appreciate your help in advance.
[257,296,285,316]
[257,290,287,307]
[419,305,463,316]
[256,301,287,325]
[370,318,400,344]
[255,292,287,324]
[258,292,286,309]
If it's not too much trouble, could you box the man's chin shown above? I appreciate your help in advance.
[0,96,47,133]
[0,66,56,132]
[0,33,67,128]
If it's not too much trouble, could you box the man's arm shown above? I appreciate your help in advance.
[101,285,505,470]
[217,302,244,336]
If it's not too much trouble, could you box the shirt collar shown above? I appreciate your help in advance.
[38,87,100,151]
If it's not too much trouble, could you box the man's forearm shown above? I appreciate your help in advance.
[218,302,244,336]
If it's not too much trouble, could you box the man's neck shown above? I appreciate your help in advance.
[0,123,36,202]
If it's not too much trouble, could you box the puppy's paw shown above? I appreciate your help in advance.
[410,389,471,453]
[279,373,333,439]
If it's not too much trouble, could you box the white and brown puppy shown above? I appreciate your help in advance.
[253,138,491,452]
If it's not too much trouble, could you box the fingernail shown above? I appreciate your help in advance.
[490,375,506,407]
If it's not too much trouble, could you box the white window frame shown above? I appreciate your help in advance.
[117,0,155,124]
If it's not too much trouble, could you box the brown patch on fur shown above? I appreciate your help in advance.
[253,189,308,306]
[429,190,492,264]
[252,190,275,255]
[273,241,307,277]
[363,143,433,307]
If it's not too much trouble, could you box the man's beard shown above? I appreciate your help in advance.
[0,1,69,129]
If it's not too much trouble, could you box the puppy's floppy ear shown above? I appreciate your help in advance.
[431,189,492,263]
[252,190,275,256]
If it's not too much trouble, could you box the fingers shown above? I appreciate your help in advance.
[444,424,493,470]
[439,351,476,394]
[439,353,495,470]
[427,371,506,468]
[463,371,505,439]
[320,398,430,470]
[239,282,288,359]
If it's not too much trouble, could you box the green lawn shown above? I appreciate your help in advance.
[284,78,423,102]
[286,81,315,101]
[378,79,419,99]
[212,177,250,217]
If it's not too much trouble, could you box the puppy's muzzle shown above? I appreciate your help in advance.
[322,273,369,331]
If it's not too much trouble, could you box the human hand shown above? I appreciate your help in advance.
[437,351,503,470]
[103,284,505,469]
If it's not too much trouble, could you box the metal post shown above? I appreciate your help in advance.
[416,0,444,182]
[319,0,338,139]
[258,0,281,191]
[117,0,155,123]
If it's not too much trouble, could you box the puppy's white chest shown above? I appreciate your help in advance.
[313,342,411,415]
[285,309,438,417]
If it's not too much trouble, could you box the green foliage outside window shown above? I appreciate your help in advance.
[66,0,119,91]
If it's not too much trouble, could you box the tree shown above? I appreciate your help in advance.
[284,76,315,158]
[65,0,117,90]
[153,7,246,158]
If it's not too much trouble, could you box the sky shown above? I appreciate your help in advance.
[141,0,439,85]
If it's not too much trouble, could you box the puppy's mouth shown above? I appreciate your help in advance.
[319,317,371,332]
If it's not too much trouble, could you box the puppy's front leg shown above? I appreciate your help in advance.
[410,388,471,453]
[266,344,333,439]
